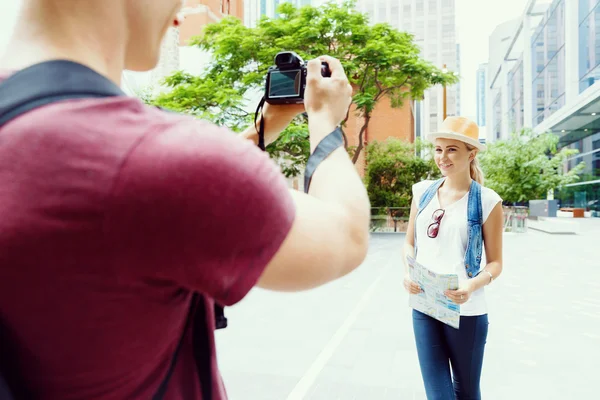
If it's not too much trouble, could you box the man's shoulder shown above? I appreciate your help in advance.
[9,94,241,156]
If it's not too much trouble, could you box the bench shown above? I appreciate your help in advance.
[559,208,585,218]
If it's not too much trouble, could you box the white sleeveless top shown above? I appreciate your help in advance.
[412,180,502,316]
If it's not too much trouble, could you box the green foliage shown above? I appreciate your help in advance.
[152,0,458,175]
[480,129,585,204]
[152,71,250,132]
[365,138,441,223]
[265,119,310,178]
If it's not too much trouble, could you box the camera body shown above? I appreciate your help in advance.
[265,51,331,105]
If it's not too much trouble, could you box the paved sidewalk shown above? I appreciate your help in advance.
[215,229,598,399]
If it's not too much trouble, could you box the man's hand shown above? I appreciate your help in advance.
[240,101,305,147]
[260,102,305,143]
[304,56,353,148]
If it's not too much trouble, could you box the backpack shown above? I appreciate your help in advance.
[0,60,223,400]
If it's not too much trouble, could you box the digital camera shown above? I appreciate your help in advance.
[265,51,331,105]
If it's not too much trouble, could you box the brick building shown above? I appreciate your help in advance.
[346,96,415,176]
[179,0,245,45]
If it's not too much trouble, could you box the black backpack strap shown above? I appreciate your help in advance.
[0,60,212,400]
[151,294,200,400]
[0,60,126,127]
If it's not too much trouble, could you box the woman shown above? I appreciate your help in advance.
[403,116,504,400]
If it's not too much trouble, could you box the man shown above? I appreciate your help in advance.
[0,1,371,399]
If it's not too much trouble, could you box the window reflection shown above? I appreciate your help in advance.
[508,61,525,132]
[579,0,600,92]
[493,92,502,139]
[531,0,566,125]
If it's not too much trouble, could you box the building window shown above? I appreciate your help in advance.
[579,0,600,92]
[429,0,438,12]
[508,61,524,133]
[378,4,387,23]
[430,118,438,133]
[476,67,487,127]
[391,4,400,23]
[558,131,600,213]
[221,0,230,14]
[531,0,566,126]
[416,1,424,17]
[493,92,502,139]
[260,0,267,16]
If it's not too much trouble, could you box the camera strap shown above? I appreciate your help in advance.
[303,126,344,193]
[253,97,344,193]
[254,97,267,151]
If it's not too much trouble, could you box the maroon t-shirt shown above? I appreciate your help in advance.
[0,74,295,399]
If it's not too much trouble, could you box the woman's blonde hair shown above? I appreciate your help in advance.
[465,143,484,185]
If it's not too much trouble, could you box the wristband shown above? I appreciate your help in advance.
[303,127,344,193]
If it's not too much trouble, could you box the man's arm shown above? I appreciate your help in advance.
[239,103,305,147]
[256,117,371,291]
[256,56,371,292]
[238,107,371,291]
[107,56,370,305]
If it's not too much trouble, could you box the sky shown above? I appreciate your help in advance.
[455,0,528,122]
[0,0,530,118]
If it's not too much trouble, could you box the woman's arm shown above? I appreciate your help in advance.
[470,202,504,292]
[403,199,418,274]
[445,202,504,302]
[403,198,422,294]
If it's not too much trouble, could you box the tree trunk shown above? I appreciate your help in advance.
[340,128,349,149]
[351,114,371,164]
[340,107,351,149]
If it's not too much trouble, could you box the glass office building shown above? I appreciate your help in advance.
[477,64,488,127]
[488,0,600,215]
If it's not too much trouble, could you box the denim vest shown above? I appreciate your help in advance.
[414,178,484,279]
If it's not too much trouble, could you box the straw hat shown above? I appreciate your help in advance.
[426,116,486,151]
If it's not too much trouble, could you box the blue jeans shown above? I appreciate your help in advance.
[412,310,489,400]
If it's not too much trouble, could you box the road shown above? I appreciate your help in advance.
[215,228,599,399]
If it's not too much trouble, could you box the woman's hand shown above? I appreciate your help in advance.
[403,273,422,295]
[445,281,475,305]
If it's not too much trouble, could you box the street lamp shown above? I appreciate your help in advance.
[442,64,448,120]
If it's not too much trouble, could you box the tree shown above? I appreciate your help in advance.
[152,0,457,175]
[365,138,440,231]
[479,129,585,204]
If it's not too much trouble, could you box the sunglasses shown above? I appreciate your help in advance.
[427,209,445,238]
